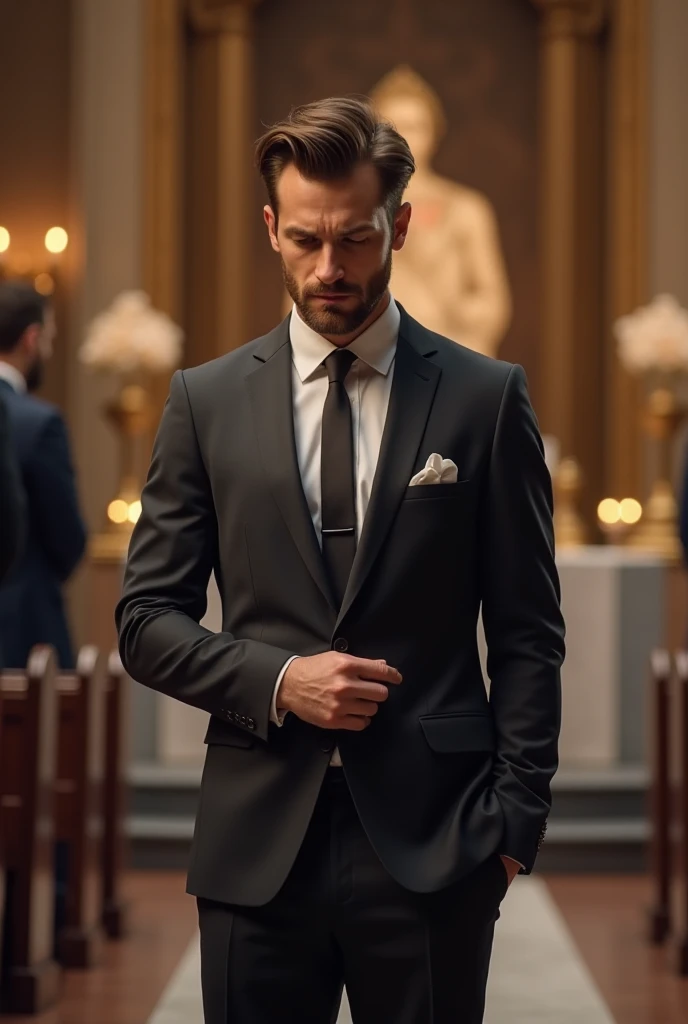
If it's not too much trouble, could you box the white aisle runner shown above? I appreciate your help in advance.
[147,877,616,1024]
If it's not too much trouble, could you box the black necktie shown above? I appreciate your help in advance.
[321,349,357,608]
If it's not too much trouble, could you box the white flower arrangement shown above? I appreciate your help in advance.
[614,294,688,376]
[80,291,183,375]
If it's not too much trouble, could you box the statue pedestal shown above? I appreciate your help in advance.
[88,536,212,766]
[478,546,667,768]
[556,546,666,767]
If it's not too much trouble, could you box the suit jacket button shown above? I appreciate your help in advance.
[333,637,348,653]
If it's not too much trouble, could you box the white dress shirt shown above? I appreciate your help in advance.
[0,362,27,394]
[271,296,400,766]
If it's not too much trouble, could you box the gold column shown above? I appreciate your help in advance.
[606,0,648,500]
[142,0,185,428]
[533,0,607,527]
[187,0,261,361]
[86,0,167,645]
[143,0,185,326]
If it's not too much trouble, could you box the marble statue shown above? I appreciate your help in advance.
[370,65,512,358]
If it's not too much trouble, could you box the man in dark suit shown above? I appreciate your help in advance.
[0,282,87,669]
[680,449,688,566]
[117,98,565,1023]
[0,389,25,586]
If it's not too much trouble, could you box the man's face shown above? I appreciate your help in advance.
[25,305,55,393]
[264,162,411,340]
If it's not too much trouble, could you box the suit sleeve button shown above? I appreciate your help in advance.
[247,718,256,730]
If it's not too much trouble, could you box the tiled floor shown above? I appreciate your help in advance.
[548,875,688,1024]
[0,873,197,1024]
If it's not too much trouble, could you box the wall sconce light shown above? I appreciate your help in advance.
[597,497,643,542]
[45,226,69,255]
[0,225,69,294]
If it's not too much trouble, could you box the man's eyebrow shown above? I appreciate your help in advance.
[283,226,318,240]
[338,222,376,235]
[283,223,377,240]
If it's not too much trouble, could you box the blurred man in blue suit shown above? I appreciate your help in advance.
[680,451,688,568]
[0,281,87,669]
[0,388,25,585]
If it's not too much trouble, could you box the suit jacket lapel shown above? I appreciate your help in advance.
[336,315,441,628]
[245,321,336,612]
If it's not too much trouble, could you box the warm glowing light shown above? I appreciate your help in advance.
[107,500,129,524]
[598,498,621,525]
[45,226,68,254]
[619,497,642,525]
[127,501,142,524]
[0,227,9,253]
[34,273,54,296]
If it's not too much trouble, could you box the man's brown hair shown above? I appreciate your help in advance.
[255,96,415,225]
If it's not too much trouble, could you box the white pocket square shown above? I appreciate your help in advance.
[409,453,459,486]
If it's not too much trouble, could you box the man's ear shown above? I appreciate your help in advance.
[264,205,280,253]
[391,202,412,252]
[20,324,40,357]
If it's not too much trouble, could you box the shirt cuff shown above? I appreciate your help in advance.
[271,656,299,726]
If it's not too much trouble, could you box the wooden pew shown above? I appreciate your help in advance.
[0,646,61,1014]
[101,651,129,939]
[0,696,4,993]
[54,646,106,968]
[675,652,688,974]
[648,649,673,944]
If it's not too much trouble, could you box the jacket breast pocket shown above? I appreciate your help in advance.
[419,712,495,753]
[403,480,470,502]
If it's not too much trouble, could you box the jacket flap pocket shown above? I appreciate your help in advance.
[204,716,255,748]
[419,712,495,753]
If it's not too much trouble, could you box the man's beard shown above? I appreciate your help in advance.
[25,356,44,394]
[282,248,393,336]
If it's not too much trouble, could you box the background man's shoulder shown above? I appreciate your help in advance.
[5,389,65,436]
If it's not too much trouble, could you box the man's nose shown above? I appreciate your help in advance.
[315,245,344,285]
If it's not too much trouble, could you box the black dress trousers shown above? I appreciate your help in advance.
[197,771,508,1024]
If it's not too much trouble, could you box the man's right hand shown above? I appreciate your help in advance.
[277,652,402,731]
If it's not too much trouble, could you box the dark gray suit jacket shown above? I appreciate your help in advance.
[116,308,565,906]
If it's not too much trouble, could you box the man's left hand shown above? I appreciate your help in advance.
[500,855,521,888]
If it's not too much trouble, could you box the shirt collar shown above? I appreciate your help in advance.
[289,296,400,384]
[0,361,27,395]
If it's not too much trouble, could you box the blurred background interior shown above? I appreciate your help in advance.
[0,1,687,1021]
